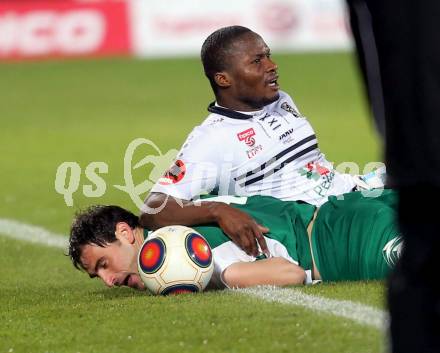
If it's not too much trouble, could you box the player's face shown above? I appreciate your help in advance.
[226,32,279,110]
[80,236,145,291]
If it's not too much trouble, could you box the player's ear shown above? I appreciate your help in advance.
[214,71,231,88]
[115,222,135,244]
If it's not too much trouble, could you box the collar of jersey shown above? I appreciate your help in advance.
[208,102,265,120]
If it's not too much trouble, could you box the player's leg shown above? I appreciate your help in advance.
[388,186,440,353]
[347,0,440,350]
[311,190,401,281]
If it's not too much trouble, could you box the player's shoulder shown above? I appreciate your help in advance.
[184,108,223,133]
[200,109,240,128]
[200,114,226,129]
[195,109,245,139]
[180,118,225,152]
[183,124,216,145]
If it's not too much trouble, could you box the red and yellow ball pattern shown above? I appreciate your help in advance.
[138,238,166,274]
[161,284,199,295]
[185,233,212,268]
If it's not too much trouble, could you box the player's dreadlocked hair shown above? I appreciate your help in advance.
[68,205,139,270]
[201,25,253,93]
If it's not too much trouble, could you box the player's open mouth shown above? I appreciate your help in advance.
[124,274,141,289]
[267,76,279,89]
[122,274,130,287]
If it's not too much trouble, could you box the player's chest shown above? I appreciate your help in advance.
[227,114,314,163]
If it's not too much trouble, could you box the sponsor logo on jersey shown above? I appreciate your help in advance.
[246,144,263,159]
[298,162,334,197]
[382,236,403,267]
[158,159,186,185]
[298,162,330,181]
[281,102,301,118]
[237,128,256,147]
[313,171,335,197]
[279,128,294,141]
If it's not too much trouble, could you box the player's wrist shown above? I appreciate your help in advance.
[205,201,227,223]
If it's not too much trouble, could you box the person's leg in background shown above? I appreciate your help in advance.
[346,1,440,352]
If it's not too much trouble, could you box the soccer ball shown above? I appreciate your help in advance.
[138,225,214,295]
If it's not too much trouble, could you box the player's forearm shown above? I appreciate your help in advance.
[222,258,306,288]
[140,192,226,230]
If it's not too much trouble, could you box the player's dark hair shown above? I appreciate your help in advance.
[68,205,139,270]
[201,25,253,93]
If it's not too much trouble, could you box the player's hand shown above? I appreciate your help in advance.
[210,202,269,257]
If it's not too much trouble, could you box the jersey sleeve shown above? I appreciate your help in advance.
[150,127,220,200]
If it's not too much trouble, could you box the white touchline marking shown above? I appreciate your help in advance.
[0,218,68,250]
[0,218,388,330]
[236,286,388,331]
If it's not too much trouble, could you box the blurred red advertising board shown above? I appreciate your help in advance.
[0,0,130,60]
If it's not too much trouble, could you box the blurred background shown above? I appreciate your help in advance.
[0,0,351,60]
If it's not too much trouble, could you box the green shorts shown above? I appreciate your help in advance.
[311,189,402,281]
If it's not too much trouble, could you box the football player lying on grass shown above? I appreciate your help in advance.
[68,190,402,290]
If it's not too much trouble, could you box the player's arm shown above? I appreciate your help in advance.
[140,192,269,257]
[222,257,306,288]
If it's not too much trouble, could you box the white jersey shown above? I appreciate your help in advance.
[151,91,356,206]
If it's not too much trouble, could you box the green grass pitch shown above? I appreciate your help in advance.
[0,52,386,353]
